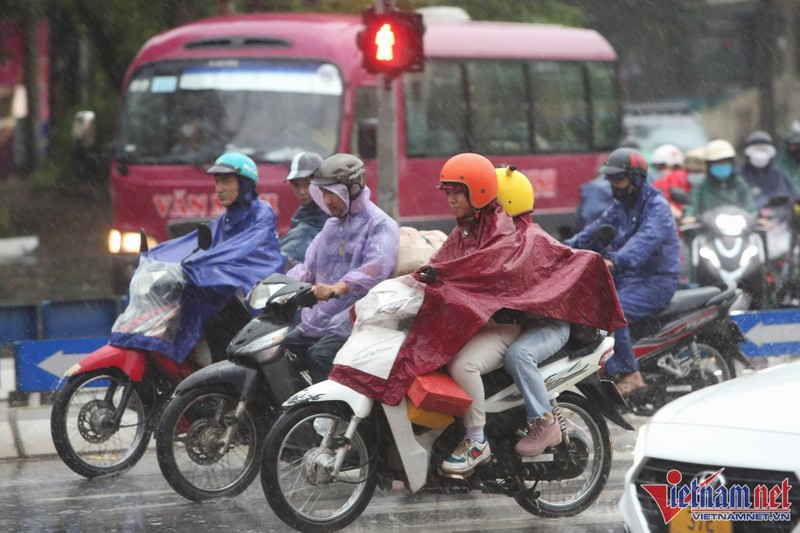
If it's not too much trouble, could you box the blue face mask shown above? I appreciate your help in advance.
[709,163,733,180]
[687,172,705,186]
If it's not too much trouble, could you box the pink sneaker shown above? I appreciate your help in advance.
[515,417,562,457]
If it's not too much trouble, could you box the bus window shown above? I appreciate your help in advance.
[530,61,590,153]
[465,61,530,155]
[588,62,620,151]
[404,61,467,157]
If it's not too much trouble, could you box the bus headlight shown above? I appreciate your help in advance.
[108,230,158,254]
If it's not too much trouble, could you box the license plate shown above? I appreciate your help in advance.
[669,508,732,533]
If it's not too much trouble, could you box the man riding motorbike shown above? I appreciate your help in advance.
[110,151,285,365]
[285,153,399,383]
[566,147,680,397]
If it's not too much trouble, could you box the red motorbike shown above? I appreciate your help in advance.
[49,226,246,477]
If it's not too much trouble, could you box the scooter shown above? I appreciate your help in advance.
[155,273,318,501]
[50,226,249,478]
[259,287,632,532]
[591,222,750,416]
[680,205,768,310]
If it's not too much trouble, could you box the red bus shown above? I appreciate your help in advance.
[102,12,620,293]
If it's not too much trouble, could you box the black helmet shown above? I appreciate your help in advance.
[784,129,800,146]
[286,152,323,181]
[745,130,774,147]
[313,153,366,198]
[599,147,648,181]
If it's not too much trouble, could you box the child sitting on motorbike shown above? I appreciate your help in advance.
[285,153,399,383]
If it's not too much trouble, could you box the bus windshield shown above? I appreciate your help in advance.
[117,59,343,165]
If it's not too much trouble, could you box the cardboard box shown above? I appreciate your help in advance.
[407,402,455,429]
[407,371,472,417]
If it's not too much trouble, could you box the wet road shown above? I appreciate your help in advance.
[0,414,645,533]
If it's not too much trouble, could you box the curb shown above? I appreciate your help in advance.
[0,399,56,459]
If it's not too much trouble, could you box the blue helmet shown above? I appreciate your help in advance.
[206,152,259,185]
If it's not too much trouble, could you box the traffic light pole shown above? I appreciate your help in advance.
[375,0,399,222]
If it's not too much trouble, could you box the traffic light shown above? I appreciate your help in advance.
[357,7,424,76]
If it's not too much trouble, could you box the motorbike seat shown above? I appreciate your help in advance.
[655,286,721,322]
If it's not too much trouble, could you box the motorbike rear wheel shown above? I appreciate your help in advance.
[514,391,611,518]
[156,386,265,501]
[261,403,377,533]
[50,369,152,478]
[682,342,733,387]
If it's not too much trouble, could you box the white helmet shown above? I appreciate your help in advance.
[705,139,736,162]
[651,144,684,168]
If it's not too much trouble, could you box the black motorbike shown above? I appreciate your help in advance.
[155,273,317,501]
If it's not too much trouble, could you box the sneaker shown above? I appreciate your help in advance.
[441,438,492,475]
[515,417,563,457]
[615,371,646,396]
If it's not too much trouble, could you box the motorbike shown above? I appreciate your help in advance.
[592,221,750,416]
[49,226,249,478]
[155,273,318,501]
[680,204,768,310]
[258,280,632,532]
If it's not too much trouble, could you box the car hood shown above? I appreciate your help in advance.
[651,361,800,435]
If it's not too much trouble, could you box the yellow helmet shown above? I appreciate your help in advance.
[496,165,534,216]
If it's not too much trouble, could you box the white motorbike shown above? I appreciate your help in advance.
[258,278,632,532]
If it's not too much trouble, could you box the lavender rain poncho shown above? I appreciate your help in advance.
[287,184,399,338]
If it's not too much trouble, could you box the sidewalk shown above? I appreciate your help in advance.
[0,398,54,459]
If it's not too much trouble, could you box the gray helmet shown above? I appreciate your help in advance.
[745,130,774,147]
[313,153,366,197]
[286,151,323,181]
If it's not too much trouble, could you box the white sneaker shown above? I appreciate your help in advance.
[441,438,492,475]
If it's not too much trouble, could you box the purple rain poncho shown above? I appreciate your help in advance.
[287,184,399,339]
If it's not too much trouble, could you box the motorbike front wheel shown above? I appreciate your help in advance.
[260,403,377,533]
[156,386,265,501]
[514,391,612,518]
[50,369,152,478]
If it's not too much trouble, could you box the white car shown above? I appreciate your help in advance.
[620,361,800,532]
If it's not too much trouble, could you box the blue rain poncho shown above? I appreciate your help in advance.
[287,184,399,339]
[110,192,285,362]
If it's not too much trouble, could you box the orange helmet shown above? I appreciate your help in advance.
[439,153,498,209]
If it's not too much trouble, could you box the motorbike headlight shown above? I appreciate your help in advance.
[714,214,747,236]
[739,245,759,267]
[240,327,289,362]
[698,246,721,268]
[247,282,286,309]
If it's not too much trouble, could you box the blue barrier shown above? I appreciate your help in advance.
[730,309,800,357]
[41,299,119,340]
[0,305,38,345]
[14,338,109,392]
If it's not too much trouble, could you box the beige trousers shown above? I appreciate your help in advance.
[447,320,522,428]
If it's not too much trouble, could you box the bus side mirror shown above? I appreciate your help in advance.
[357,118,377,160]
[72,111,96,150]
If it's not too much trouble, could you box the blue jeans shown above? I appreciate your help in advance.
[504,318,570,420]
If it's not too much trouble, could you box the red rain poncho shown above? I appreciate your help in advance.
[329,202,626,404]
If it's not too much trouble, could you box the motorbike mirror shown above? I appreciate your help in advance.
[595,224,616,247]
[197,224,213,251]
[669,187,690,205]
[139,228,149,253]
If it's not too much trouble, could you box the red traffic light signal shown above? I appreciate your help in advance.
[357,8,424,76]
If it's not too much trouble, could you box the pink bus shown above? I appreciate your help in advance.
[103,12,620,293]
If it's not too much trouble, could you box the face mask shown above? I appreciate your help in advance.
[744,144,775,169]
[709,163,733,180]
[612,185,638,208]
[688,172,705,186]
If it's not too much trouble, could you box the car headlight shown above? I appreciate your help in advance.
[108,230,158,254]
[714,213,747,236]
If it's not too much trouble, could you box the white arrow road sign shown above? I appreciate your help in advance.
[744,322,800,347]
[36,351,90,378]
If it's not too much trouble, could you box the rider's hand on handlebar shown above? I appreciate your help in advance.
[604,258,615,272]
[757,217,773,229]
[681,215,697,225]
[312,282,348,301]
